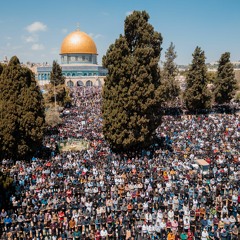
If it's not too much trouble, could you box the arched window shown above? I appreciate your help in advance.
[77,81,84,87]
[86,80,93,87]
[67,81,74,87]
[97,78,102,87]
[67,73,71,76]
[72,73,76,77]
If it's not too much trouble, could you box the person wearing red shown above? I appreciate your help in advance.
[58,210,65,222]
[187,229,193,240]
[95,229,101,240]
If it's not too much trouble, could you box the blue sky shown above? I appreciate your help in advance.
[0,0,239,65]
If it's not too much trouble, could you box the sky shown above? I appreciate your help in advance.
[0,0,239,65]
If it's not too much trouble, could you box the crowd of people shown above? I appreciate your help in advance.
[0,86,239,240]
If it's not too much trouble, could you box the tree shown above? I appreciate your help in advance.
[214,52,237,104]
[0,56,45,160]
[207,71,217,83]
[183,46,212,111]
[50,60,65,86]
[49,61,69,107]
[102,10,163,152]
[45,108,62,127]
[161,42,180,106]
[44,84,71,108]
[0,171,13,208]
[0,64,4,75]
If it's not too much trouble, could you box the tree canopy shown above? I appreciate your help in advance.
[161,42,180,106]
[214,52,237,104]
[0,56,45,160]
[48,60,69,108]
[0,64,4,75]
[102,10,163,152]
[50,60,65,86]
[184,46,212,111]
[43,83,71,108]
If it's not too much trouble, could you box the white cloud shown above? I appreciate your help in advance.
[89,33,104,39]
[61,28,68,34]
[50,47,59,54]
[26,22,47,33]
[31,43,45,51]
[94,34,103,39]
[126,11,133,16]
[23,35,38,43]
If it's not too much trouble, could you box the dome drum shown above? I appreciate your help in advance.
[61,53,97,65]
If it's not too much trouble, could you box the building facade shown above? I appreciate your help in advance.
[37,29,107,87]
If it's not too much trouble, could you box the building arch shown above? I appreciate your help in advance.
[77,80,84,87]
[86,80,93,87]
[97,78,102,87]
[67,80,74,87]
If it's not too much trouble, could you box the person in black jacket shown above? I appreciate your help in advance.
[194,228,201,240]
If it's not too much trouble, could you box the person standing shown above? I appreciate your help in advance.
[231,225,238,240]
[201,228,209,240]
[167,231,175,240]
[100,226,108,240]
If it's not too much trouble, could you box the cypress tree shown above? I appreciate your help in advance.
[102,11,163,152]
[0,64,4,75]
[214,52,237,104]
[161,42,180,105]
[0,56,45,160]
[184,46,211,111]
[50,60,65,86]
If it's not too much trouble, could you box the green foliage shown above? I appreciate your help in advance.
[49,60,68,107]
[183,46,212,111]
[0,64,4,75]
[102,10,163,152]
[50,60,65,86]
[235,91,240,102]
[45,108,62,127]
[0,56,45,160]
[207,71,217,83]
[44,84,71,108]
[214,52,237,104]
[161,42,180,105]
[0,171,13,190]
[0,171,13,208]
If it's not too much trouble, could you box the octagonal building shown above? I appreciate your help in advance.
[37,29,107,87]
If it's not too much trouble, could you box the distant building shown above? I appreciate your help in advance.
[0,56,8,64]
[37,28,107,86]
[175,75,186,91]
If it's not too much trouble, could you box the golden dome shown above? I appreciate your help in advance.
[60,30,97,55]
